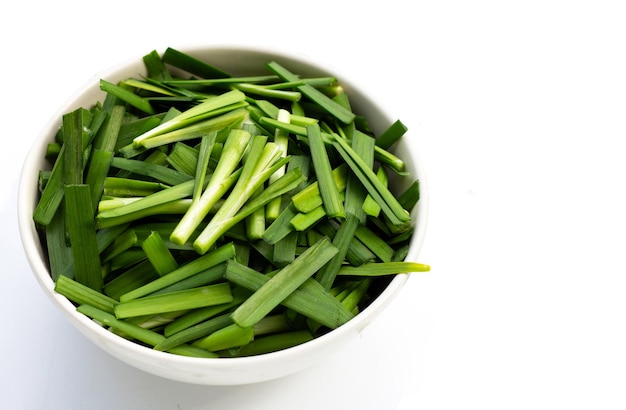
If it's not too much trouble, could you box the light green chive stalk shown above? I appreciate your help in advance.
[265,108,291,221]
[231,236,339,328]
[133,89,246,147]
[169,129,251,246]
[193,135,285,254]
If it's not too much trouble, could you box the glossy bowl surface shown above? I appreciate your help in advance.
[18,46,428,385]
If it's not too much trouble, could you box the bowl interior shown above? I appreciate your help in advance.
[18,46,428,385]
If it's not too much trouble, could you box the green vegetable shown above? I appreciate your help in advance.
[223,260,353,329]
[114,283,233,319]
[141,231,178,276]
[231,236,338,328]
[65,184,102,290]
[32,47,429,358]
[119,243,236,302]
[55,275,117,314]
[266,61,355,124]
[337,261,431,276]
[169,128,251,246]
[77,304,217,358]
[307,124,345,219]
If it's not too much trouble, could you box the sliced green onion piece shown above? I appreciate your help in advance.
[100,79,155,115]
[337,261,431,276]
[307,124,345,218]
[65,184,102,290]
[315,213,360,290]
[231,236,338,328]
[192,323,254,352]
[161,47,231,79]
[114,283,233,319]
[234,330,313,356]
[133,90,245,146]
[266,109,291,221]
[332,135,410,225]
[119,242,236,302]
[77,304,217,358]
[170,128,251,246]
[155,312,234,351]
[376,119,408,149]
[55,275,117,314]
[266,61,355,124]
[142,231,178,276]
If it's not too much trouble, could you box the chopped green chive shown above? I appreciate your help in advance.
[307,124,345,219]
[141,231,178,276]
[77,304,217,358]
[55,275,117,314]
[119,242,236,302]
[266,61,355,124]
[231,236,338,328]
[376,119,408,149]
[332,135,411,225]
[34,48,428,358]
[65,184,102,290]
[100,79,155,115]
[337,261,431,276]
[114,283,233,319]
[192,323,254,352]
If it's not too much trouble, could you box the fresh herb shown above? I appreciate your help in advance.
[33,48,429,358]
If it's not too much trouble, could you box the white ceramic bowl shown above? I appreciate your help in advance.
[17,46,428,385]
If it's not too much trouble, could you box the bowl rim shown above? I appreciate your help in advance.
[17,43,429,377]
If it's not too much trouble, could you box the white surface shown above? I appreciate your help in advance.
[2,0,625,409]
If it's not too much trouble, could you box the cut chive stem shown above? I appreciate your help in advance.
[332,135,410,225]
[192,323,254,352]
[132,89,245,147]
[55,275,117,314]
[231,236,338,328]
[362,166,388,217]
[142,231,179,276]
[337,261,431,276]
[63,108,86,185]
[233,82,301,102]
[315,213,360,290]
[114,283,233,319]
[100,79,155,115]
[170,128,251,246]
[45,200,74,281]
[163,289,248,337]
[266,61,355,124]
[266,109,291,221]
[65,184,102,290]
[98,179,196,220]
[119,242,236,302]
[77,304,217,358]
[224,260,353,329]
[193,135,283,254]
[307,124,345,219]
[376,119,408,149]
[155,312,234,351]
[234,330,313,356]
[138,105,249,150]
[193,131,218,201]
[162,47,231,79]
[344,130,375,223]
[291,164,348,214]
[110,156,192,186]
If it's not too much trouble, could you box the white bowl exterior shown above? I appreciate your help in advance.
[18,46,428,385]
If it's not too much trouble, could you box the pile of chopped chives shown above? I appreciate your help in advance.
[34,47,429,357]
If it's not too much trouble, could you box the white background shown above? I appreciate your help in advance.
[2,1,626,409]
